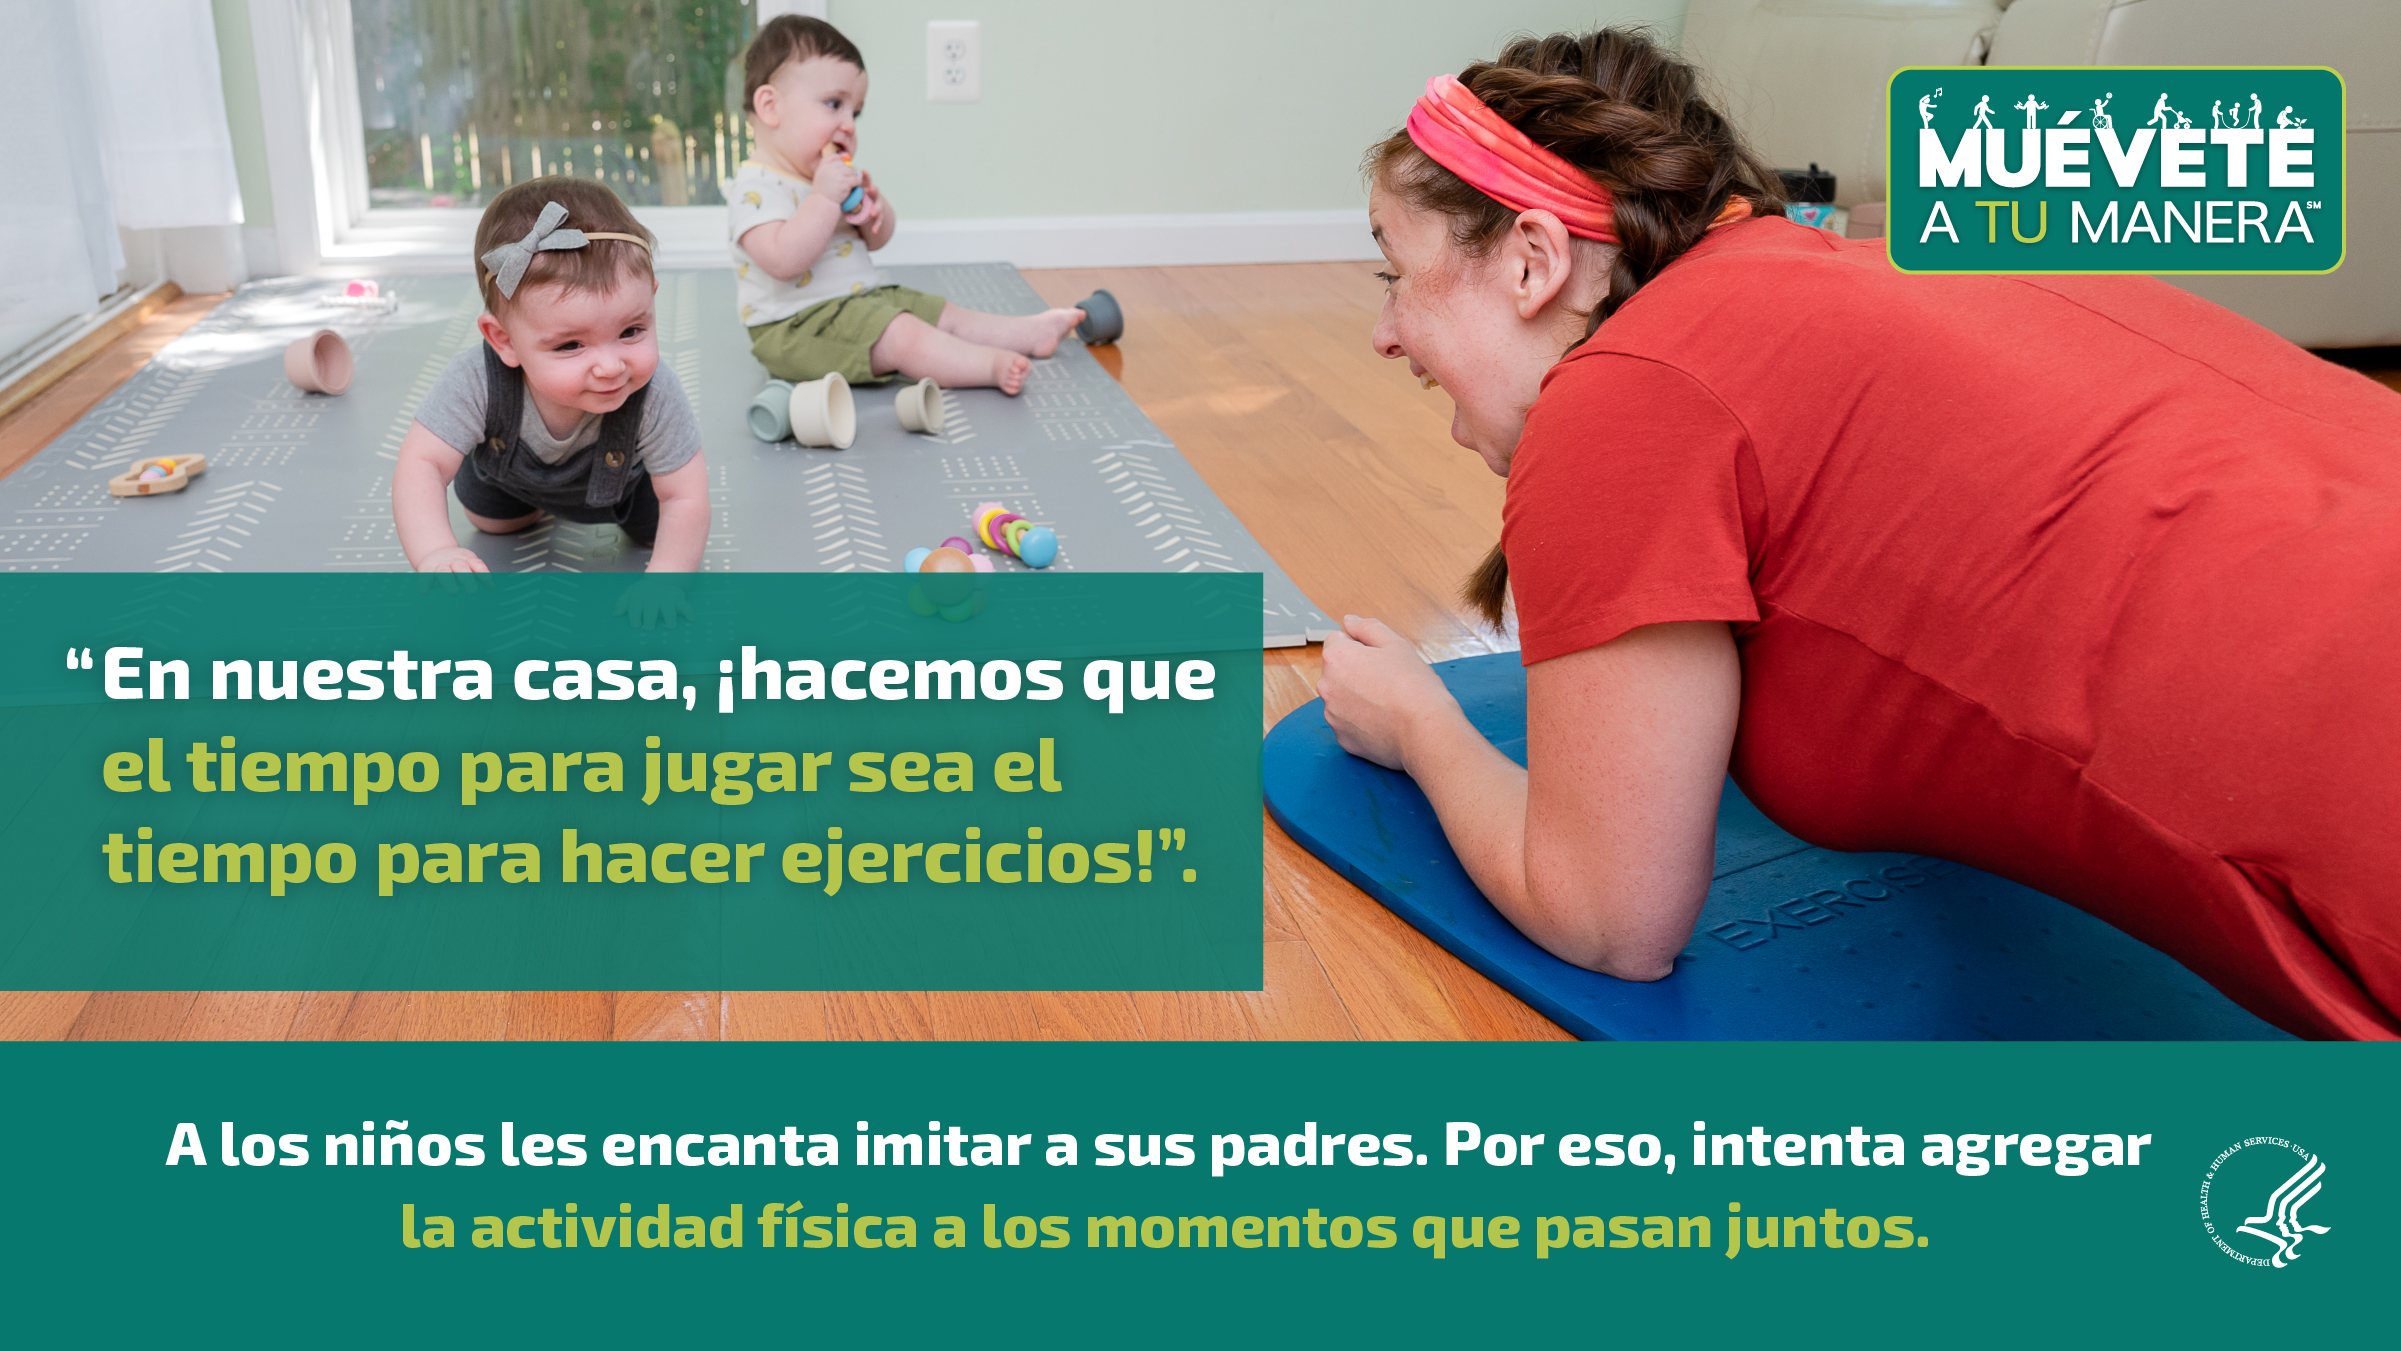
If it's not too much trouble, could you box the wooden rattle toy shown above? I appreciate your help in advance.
[109,455,208,497]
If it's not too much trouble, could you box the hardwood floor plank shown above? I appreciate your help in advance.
[0,992,92,1041]
[400,992,510,1040]
[0,288,220,481]
[176,991,306,1041]
[612,992,719,1041]
[1262,828,1471,1041]
[1432,967,1580,1042]
[928,991,1041,1041]
[285,993,360,1040]
[725,992,830,1041]
[66,992,197,1040]
[1132,990,1256,1041]
[507,992,615,1041]
[1241,941,1358,1041]
[1029,991,1144,1041]
[334,992,411,1041]
[825,992,934,1041]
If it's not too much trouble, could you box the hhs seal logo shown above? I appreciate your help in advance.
[2200,1136,2331,1267]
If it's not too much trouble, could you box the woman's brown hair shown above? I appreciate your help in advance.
[473,177,655,315]
[1365,29,1784,626]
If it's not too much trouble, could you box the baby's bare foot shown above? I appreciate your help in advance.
[993,350,1032,395]
[1024,308,1085,358]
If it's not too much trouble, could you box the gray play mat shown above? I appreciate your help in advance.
[0,265,1335,647]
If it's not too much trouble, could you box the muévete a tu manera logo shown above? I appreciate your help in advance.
[1888,69,2343,273]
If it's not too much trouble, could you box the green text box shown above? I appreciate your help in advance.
[1,1041,2391,1343]
[0,573,1261,990]
[1888,67,2344,273]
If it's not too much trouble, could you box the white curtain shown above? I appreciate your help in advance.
[78,0,246,231]
[0,0,125,363]
[0,0,250,365]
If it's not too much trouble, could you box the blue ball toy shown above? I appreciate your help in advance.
[1015,526,1058,569]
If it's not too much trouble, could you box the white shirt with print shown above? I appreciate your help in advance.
[725,161,885,327]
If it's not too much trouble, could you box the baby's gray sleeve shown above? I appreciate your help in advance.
[412,348,492,453]
[638,367,705,475]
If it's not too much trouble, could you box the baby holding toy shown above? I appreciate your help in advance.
[391,178,709,619]
[731,16,1084,397]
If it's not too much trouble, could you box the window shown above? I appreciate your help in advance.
[350,0,759,211]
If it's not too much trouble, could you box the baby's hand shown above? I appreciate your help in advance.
[417,545,489,575]
[812,145,863,209]
[414,546,496,597]
[845,170,881,224]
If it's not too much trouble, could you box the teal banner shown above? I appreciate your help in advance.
[1887,67,2345,273]
[1,1042,2389,1342]
[0,574,1261,990]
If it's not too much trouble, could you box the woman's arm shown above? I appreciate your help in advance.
[1318,616,1740,980]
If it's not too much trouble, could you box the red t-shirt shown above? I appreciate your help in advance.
[1503,216,2401,1040]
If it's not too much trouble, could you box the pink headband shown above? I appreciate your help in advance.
[1406,74,1619,243]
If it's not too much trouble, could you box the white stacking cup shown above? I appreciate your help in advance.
[895,378,947,434]
[787,372,855,449]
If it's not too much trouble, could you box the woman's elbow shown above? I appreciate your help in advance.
[1560,942,1678,984]
[1521,880,1703,983]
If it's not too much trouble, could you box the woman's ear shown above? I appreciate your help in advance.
[1504,209,1579,320]
[477,312,522,368]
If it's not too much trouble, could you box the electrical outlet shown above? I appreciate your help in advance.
[926,20,980,103]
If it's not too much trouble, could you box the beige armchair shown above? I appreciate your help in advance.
[1681,0,2398,348]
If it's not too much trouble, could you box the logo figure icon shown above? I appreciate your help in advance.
[2015,93,2048,128]
[2146,92,2184,129]
[2237,1154,2331,1268]
[2089,92,2114,129]
[1969,94,1996,129]
[1918,86,1943,128]
[2277,106,2308,128]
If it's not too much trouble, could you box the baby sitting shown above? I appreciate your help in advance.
[730,15,1083,397]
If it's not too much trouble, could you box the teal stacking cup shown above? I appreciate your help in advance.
[747,379,796,441]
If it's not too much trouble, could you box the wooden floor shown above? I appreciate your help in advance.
[0,261,1572,1043]
[0,290,228,482]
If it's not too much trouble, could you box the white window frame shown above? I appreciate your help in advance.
[247,0,729,274]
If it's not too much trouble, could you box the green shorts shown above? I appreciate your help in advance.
[747,285,948,385]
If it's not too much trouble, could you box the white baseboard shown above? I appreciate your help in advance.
[275,206,1378,276]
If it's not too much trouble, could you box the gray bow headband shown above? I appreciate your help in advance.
[479,201,651,298]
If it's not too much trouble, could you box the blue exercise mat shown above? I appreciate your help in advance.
[1263,653,2289,1041]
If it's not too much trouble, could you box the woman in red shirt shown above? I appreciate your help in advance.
[1320,30,2401,1039]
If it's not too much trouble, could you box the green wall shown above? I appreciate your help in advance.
[208,0,1688,242]
[829,1,1687,219]
[213,0,276,229]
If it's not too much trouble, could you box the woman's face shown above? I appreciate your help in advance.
[1368,182,1602,477]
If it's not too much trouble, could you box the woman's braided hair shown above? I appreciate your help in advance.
[1366,29,1784,626]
